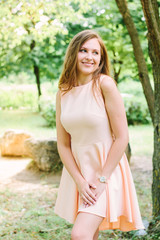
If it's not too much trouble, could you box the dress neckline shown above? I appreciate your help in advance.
[73,79,93,88]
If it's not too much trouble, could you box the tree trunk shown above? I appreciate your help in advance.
[115,0,154,123]
[34,64,41,97]
[30,40,42,98]
[141,0,160,218]
[151,47,160,218]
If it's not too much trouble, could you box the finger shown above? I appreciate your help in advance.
[82,194,96,206]
[82,195,92,206]
[84,191,97,205]
[89,183,97,189]
[83,201,89,208]
[86,189,97,202]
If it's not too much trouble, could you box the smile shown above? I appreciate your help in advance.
[82,62,94,65]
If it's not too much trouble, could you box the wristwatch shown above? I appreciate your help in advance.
[99,176,107,183]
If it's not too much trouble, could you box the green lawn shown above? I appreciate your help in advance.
[129,124,153,156]
[0,110,153,155]
[0,110,56,139]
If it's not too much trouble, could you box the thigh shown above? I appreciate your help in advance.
[72,212,103,239]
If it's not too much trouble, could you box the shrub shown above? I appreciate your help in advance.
[124,97,151,125]
[119,80,152,125]
[39,96,56,128]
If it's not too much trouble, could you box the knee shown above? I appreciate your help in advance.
[71,228,81,240]
[71,228,89,240]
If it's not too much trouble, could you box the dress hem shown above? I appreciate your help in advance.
[54,210,145,232]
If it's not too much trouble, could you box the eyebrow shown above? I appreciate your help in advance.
[80,46,100,52]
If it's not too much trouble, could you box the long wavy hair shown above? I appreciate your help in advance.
[58,30,110,94]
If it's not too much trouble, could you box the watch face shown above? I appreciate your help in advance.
[100,176,106,183]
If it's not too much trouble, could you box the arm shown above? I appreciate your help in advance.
[92,76,129,199]
[100,76,129,180]
[56,90,97,205]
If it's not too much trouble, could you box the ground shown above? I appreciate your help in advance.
[0,155,153,239]
[0,157,61,193]
[0,154,152,219]
[0,155,151,191]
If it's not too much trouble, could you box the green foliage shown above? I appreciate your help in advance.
[83,0,152,83]
[118,79,151,125]
[0,0,154,126]
[125,98,151,125]
[0,0,94,80]
[0,79,152,126]
[0,72,34,84]
[39,97,56,128]
[0,84,38,110]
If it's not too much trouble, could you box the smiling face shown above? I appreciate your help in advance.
[76,38,101,78]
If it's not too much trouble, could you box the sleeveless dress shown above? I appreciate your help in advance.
[54,76,144,231]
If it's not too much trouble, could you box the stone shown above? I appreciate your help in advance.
[24,137,131,172]
[0,129,32,157]
[24,138,62,172]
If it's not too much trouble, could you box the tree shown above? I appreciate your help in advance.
[115,0,160,218]
[0,0,93,99]
[83,0,152,85]
[140,0,160,218]
[115,0,154,123]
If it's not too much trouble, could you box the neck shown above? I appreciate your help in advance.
[76,73,92,86]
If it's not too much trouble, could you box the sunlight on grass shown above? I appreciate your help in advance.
[0,110,56,139]
[129,124,153,156]
[0,110,153,156]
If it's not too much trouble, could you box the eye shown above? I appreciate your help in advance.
[79,49,87,53]
[93,51,99,55]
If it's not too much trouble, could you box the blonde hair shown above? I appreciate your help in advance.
[58,29,110,93]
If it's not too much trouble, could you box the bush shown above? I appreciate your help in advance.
[119,80,152,125]
[39,93,151,127]
[39,96,56,128]
[124,97,151,125]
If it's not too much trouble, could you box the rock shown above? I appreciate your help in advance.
[0,129,32,157]
[134,219,149,237]
[23,138,131,172]
[134,229,147,237]
[24,138,62,172]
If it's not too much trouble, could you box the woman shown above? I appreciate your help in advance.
[54,30,144,240]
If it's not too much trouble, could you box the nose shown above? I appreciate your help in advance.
[85,51,92,60]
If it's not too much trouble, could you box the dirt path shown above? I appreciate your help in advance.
[0,155,152,191]
[0,157,61,192]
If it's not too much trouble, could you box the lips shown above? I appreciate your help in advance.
[82,62,94,66]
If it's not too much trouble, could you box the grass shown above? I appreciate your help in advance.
[0,110,153,155]
[0,110,56,139]
[129,124,153,156]
[0,187,155,240]
[0,110,156,239]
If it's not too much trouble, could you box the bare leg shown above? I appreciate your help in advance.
[93,228,99,240]
[71,212,103,240]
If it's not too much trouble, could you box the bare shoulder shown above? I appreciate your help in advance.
[100,75,117,94]
[56,90,61,101]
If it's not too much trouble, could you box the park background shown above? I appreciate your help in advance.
[0,0,159,239]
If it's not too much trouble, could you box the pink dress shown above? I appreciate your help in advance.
[54,76,144,231]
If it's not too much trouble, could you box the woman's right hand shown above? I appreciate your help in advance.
[77,179,97,206]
